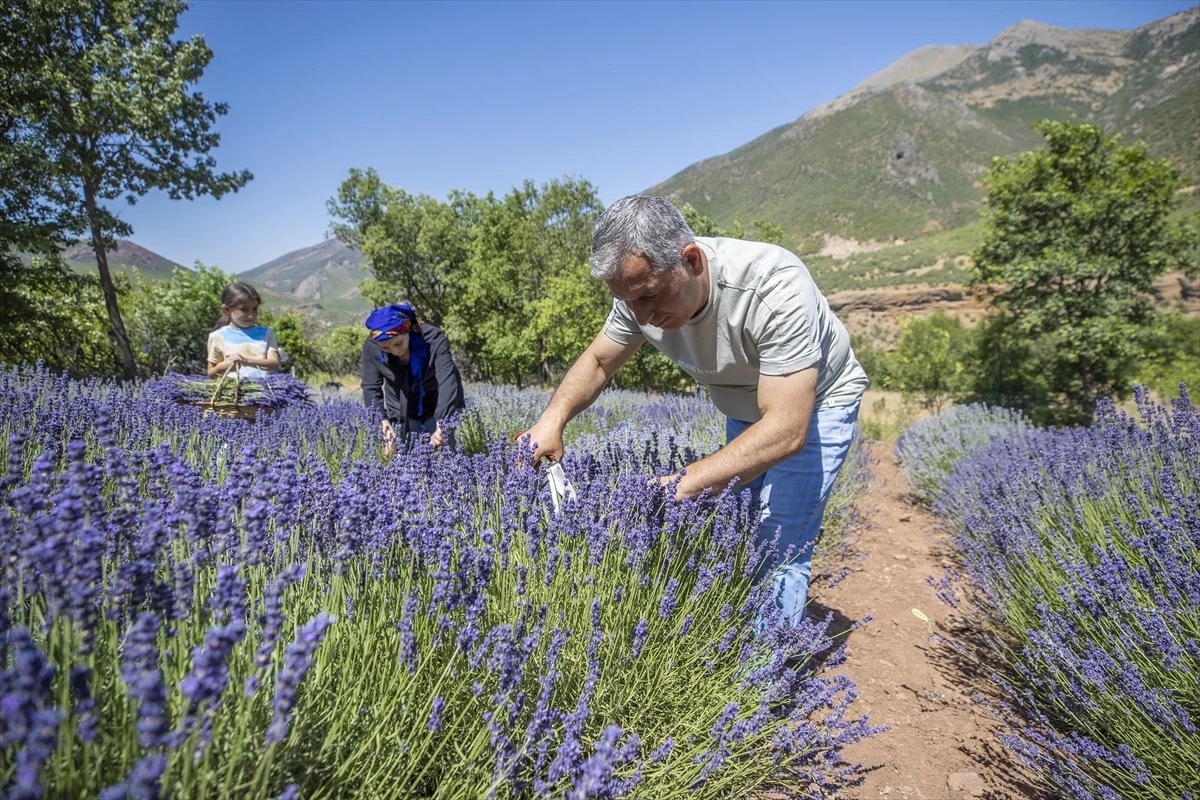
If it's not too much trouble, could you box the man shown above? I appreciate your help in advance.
[519,195,868,625]
[362,302,466,451]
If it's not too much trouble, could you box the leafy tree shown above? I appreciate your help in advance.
[963,313,1055,423]
[328,168,478,326]
[1137,312,1200,398]
[122,263,231,375]
[891,312,970,412]
[850,334,895,390]
[0,255,118,376]
[450,177,604,386]
[314,326,366,377]
[970,120,1195,424]
[259,309,315,376]
[1,0,251,379]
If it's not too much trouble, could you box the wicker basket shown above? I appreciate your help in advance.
[185,366,268,421]
[199,401,261,421]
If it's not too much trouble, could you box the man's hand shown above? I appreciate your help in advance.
[430,423,445,449]
[650,473,684,502]
[514,421,565,467]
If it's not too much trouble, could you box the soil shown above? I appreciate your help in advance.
[809,442,1047,800]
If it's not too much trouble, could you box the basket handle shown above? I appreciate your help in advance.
[210,362,242,410]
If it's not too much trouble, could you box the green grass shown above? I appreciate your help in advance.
[804,222,982,292]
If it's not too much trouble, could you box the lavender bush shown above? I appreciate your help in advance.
[0,365,877,798]
[911,389,1199,798]
[894,403,1032,504]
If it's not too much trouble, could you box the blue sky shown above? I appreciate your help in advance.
[117,0,1197,272]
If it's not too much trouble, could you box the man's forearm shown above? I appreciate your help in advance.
[540,353,610,428]
[674,415,808,499]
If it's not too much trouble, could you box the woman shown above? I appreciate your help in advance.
[361,302,465,450]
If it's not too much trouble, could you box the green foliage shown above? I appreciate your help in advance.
[0,0,251,378]
[891,312,971,412]
[1137,313,1200,398]
[328,168,477,325]
[0,253,118,376]
[259,309,316,375]
[122,264,232,375]
[452,178,604,385]
[961,313,1055,424]
[849,334,895,390]
[970,120,1193,425]
[313,326,365,376]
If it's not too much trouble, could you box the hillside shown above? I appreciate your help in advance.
[20,239,187,281]
[651,8,1200,254]
[240,239,370,325]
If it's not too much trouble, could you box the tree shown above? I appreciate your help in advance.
[122,263,232,375]
[452,177,605,385]
[1,0,251,379]
[328,168,478,326]
[891,312,970,412]
[970,120,1194,425]
[314,326,366,377]
[259,309,315,376]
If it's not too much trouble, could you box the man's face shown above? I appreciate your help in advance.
[606,247,706,330]
[378,334,411,362]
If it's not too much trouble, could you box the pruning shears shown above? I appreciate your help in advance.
[513,434,578,514]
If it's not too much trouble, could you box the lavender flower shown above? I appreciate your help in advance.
[120,614,170,749]
[267,612,335,746]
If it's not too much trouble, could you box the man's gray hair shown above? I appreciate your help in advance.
[590,195,696,281]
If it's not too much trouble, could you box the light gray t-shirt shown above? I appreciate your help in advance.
[603,236,868,422]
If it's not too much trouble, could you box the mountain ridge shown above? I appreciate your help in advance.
[650,7,1199,253]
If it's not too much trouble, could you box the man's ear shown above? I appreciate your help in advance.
[682,243,704,276]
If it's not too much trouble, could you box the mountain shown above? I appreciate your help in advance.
[21,239,186,281]
[240,239,371,325]
[650,8,1200,254]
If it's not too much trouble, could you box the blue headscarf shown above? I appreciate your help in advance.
[365,303,430,416]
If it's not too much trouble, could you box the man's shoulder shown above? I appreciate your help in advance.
[701,237,807,288]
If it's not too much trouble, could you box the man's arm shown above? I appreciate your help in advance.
[665,367,818,501]
[519,331,641,463]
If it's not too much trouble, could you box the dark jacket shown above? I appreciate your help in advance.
[361,323,465,433]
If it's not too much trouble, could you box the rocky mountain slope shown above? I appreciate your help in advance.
[650,8,1199,251]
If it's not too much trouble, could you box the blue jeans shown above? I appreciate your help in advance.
[727,400,861,627]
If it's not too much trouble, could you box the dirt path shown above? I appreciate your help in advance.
[811,442,1044,800]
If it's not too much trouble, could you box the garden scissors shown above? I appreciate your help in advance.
[513,434,578,514]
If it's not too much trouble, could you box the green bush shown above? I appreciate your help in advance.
[315,325,366,376]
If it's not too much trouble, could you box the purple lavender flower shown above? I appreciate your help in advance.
[99,752,168,800]
[209,564,246,624]
[179,619,246,754]
[427,696,446,733]
[630,618,649,659]
[120,614,170,749]
[247,563,307,698]
[267,612,335,746]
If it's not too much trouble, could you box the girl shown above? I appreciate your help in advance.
[206,282,282,380]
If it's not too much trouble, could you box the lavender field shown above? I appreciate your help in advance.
[899,392,1200,799]
[0,366,875,799]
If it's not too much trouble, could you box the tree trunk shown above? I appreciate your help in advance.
[1079,357,1097,426]
[84,185,138,380]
